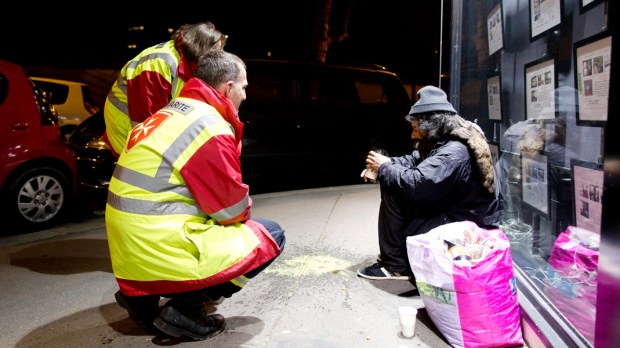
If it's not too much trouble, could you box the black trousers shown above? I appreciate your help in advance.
[377,185,449,275]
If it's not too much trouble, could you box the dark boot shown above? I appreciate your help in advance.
[115,291,160,331]
[153,296,226,341]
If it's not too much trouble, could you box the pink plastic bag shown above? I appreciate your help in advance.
[546,225,598,335]
[406,221,523,348]
[543,264,597,342]
[548,225,599,279]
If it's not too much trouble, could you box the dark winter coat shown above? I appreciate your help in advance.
[378,140,500,234]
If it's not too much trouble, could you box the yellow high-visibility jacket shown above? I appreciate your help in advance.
[103,40,189,157]
[105,78,280,296]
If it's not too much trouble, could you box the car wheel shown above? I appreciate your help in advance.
[5,167,71,231]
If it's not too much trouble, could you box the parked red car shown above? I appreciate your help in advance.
[0,59,77,232]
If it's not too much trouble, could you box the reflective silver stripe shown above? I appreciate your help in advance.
[130,51,178,76]
[107,74,128,113]
[159,112,249,220]
[113,111,220,194]
[157,114,249,221]
[110,105,246,219]
[107,50,178,114]
[113,165,189,197]
[209,195,250,221]
[162,111,219,168]
[130,51,179,98]
[107,190,204,217]
[230,275,249,288]
[171,76,183,99]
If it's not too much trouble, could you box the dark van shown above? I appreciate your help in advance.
[240,59,412,192]
[68,60,413,195]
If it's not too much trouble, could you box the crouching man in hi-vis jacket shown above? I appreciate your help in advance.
[105,50,286,341]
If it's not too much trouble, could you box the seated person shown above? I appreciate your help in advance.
[357,86,499,280]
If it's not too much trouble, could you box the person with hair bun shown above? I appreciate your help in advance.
[103,21,227,158]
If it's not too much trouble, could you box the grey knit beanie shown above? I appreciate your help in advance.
[406,86,457,120]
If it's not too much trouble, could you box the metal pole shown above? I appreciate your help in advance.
[439,0,444,88]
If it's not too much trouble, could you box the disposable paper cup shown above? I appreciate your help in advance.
[399,306,418,338]
[360,168,378,180]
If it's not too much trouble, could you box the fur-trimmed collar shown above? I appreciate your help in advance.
[447,116,496,197]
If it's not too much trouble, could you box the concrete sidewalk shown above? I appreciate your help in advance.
[0,184,451,347]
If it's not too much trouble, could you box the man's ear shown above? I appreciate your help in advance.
[223,81,234,98]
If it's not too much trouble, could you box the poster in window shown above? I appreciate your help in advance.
[487,74,502,121]
[574,31,611,126]
[529,0,562,40]
[579,0,604,14]
[521,152,549,217]
[571,159,603,234]
[487,4,504,55]
[524,58,557,120]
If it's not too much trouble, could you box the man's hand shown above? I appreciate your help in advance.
[366,150,391,172]
[361,151,390,183]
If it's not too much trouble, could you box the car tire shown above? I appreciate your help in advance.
[4,166,71,231]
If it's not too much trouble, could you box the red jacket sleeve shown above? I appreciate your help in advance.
[181,133,251,225]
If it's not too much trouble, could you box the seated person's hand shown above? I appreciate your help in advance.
[360,168,378,183]
[367,151,391,170]
[361,150,391,183]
